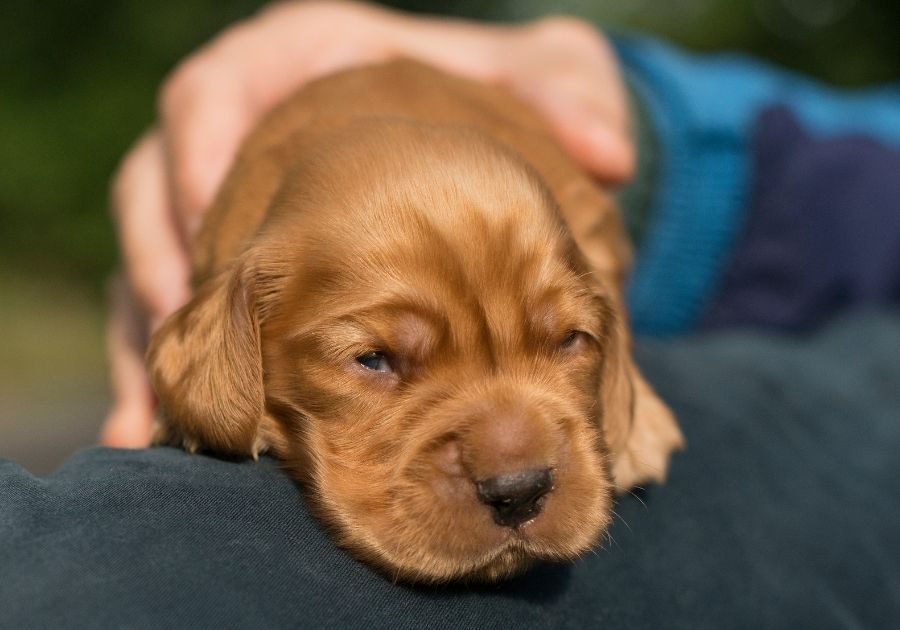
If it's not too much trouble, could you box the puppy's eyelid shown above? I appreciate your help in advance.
[559,329,593,350]
[356,350,393,374]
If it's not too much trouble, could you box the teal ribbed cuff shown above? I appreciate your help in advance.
[614,35,751,336]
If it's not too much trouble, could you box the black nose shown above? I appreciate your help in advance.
[476,468,554,528]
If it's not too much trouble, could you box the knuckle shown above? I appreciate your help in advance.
[260,1,379,40]
[158,55,207,119]
[254,0,343,36]
[109,132,157,219]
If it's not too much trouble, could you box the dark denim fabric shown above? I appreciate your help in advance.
[704,106,900,331]
[2,310,899,629]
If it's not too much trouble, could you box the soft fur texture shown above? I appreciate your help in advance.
[148,60,684,583]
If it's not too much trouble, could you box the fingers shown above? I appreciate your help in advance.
[536,95,636,184]
[106,131,191,447]
[100,275,155,448]
[101,3,637,451]
[506,17,636,184]
[159,63,251,238]
[156,1,384,238]
[112,130,191,326]
[104,1,392,449]
[392,13,637,183]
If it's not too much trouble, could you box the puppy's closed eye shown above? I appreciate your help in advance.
[559,329,591,351]
[148,59,682,583]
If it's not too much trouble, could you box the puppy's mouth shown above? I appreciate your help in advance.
[311,391,614,582]
[324,449,611,583]
[436,505,591,583]
[358,433,613,582]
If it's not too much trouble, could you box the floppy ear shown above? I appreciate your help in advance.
[557,180,683,490]
[147,258,265,457]
[599,297,685,492]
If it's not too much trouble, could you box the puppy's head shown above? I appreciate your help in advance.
[149,121,682,582]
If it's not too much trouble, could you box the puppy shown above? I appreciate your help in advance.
[148,60,684,582]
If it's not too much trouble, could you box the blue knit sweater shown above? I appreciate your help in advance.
[612,35,900,336]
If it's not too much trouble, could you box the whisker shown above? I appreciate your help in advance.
[612,509,632,533]
[628,489,648,511]
[606,531,620,550]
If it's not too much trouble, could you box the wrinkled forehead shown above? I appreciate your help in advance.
[267,120,603,339]
[287,222,603,363]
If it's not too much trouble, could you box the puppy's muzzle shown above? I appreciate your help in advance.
[476,468,554,527]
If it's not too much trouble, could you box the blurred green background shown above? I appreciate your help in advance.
[1,0,897,473]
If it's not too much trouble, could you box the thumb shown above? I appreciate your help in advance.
[547,105,636,184]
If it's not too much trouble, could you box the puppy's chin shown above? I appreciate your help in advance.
[337,477,614,584]
[304,414,615,584]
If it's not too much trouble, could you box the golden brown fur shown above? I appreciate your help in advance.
[148,60,684,582]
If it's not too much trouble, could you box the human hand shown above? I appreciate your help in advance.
[103,0,635,447]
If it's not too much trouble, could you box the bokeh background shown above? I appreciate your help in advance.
[2,0,898,474]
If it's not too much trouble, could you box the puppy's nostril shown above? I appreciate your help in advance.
[476,468,553,528]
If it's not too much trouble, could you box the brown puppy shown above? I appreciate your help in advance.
[148,60,684,582]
